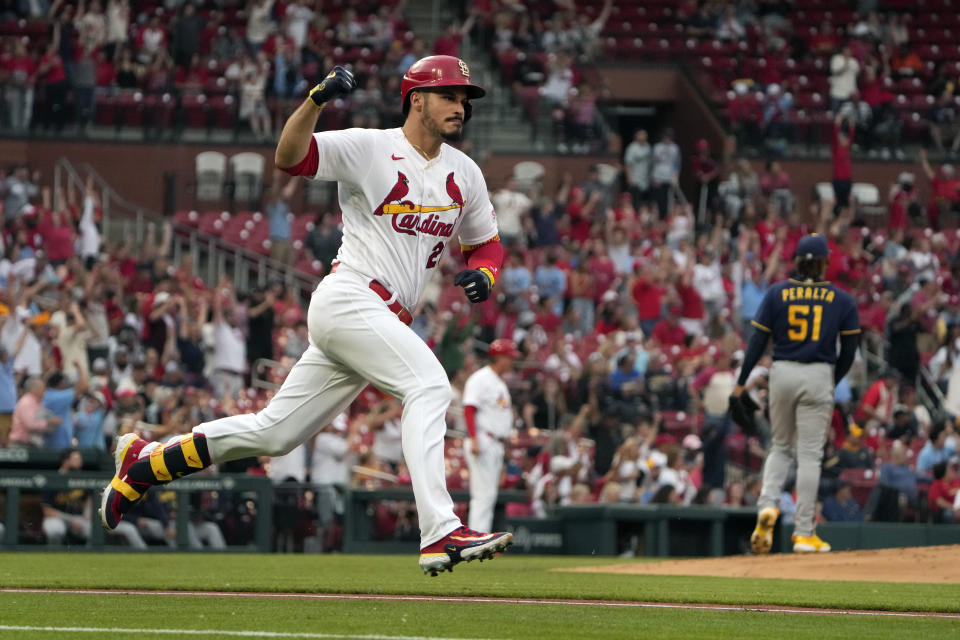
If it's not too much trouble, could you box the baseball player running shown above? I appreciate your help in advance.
[730,234,859,554]
[463,339,519,532]
[100,55,513,575]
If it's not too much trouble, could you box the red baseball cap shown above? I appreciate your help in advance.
[489,338,521,358]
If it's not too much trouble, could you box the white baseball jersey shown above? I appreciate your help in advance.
[309,128,498,311]
[462,365,513,440]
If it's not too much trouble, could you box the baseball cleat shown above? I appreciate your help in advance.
[792,534,831,553]
[418,526,513,576]
[750,506,779,554]
[99,433,148,530]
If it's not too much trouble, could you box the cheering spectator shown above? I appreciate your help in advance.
[928,462,960,523]
[211,283,247,400]
[432,13,476,58]
[854,369,899,433]
[266,170,297,264]
[832,113,855,216]
[43,363,89,450]
[9,377,58,447]
[919,149,960,229]
[491,177,532,248]
[829,44,860,113]
[917,420,957,475]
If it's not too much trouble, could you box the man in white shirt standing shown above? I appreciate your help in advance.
[210,291,246,401]
[491,177,531,247]
[829,45,860,113]
[463,339,519,533]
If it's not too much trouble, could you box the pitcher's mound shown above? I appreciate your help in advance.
[563,545,960,583]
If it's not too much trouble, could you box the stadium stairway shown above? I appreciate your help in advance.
[404,0,544,153]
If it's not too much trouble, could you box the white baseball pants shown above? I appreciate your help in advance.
[195,266,461,547]
[464,436,503,532]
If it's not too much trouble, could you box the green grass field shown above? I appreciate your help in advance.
[1,553,958,639]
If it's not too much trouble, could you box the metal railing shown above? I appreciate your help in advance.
[0,470,273,551]
[53,157,319,301]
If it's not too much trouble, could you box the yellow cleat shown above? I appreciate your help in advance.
[792,534,831,553]
[750,507,779,554]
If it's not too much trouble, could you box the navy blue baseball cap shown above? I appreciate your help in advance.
[795,234,829,259]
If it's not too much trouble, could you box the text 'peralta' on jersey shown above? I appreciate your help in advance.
[309,127,498,311]
[751,279,861,364]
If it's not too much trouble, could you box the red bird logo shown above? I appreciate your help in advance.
[375,171,415,216]
[446,172,464,210]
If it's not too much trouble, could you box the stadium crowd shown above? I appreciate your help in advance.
[0,0,414,138]
[3,123,960,549]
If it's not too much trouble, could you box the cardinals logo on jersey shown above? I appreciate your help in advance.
[375,171,466,239]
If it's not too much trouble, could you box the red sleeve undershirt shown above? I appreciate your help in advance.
[279,137,319,177]
[462,239,505,283]
[464,405,478,439]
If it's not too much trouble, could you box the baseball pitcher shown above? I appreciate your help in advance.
[732,234,860,554]
[100,56,513,575]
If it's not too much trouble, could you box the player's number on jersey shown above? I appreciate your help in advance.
[426,241,444,268]
[787,304,823,341]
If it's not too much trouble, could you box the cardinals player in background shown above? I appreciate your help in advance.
[99,56,513,575]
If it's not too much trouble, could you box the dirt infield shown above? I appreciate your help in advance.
[564,545,960,584]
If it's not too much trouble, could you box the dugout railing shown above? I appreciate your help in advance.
[0,470,273,552]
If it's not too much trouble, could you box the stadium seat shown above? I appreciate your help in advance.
[230,152,266,206]
[195,151,227,202]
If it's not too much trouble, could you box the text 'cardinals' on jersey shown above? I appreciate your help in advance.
[309,127,498,310]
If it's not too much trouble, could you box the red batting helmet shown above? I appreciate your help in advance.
[489,339,521,359]
[401,55,485,119]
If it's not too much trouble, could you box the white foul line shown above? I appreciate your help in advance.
[0,626,503,640]
[1,588,959,620]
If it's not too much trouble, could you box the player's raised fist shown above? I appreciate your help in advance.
[309,66,356,107]
[454,269,493,303]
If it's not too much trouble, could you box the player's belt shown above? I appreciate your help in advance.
[484,431,508,444]
[330,263,412,326]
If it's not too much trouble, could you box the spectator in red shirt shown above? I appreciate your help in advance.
[630,264,665,337]
[759,160,793,215]
[432,13,476,57]
[95,48,116,87]
[854,369,899,432]
[675,269,705,337]
[808,19,840,55]
[888,172,916,231]
[36,36,70,132]
[651,306,687,348]
[37,210,76,265]
[920,148,960,229]
[928,462,960,523]
[831,113,854,216]
[174,53,208,91]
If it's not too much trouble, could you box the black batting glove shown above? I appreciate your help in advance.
[309,66,356,107]
[454,269,492,303]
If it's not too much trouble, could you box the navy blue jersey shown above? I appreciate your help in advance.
[751,279,860,364]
